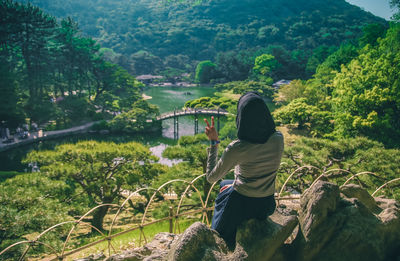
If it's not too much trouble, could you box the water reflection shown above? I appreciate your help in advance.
[0,86,221,171]
[0,133,178,171]
[161,115,225,139]
[150,143,183,166]
[143,85,215,113]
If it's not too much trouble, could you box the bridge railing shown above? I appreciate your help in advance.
[1,167,399,260]
[157,107,231,121]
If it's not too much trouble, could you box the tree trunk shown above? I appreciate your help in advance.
[91,204,110,232]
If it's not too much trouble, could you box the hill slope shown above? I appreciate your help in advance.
[17,0,386,76]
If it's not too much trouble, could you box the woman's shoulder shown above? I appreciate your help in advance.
[222,140,249,158]
[224,139,247,152]
[267,131,284,152]
[226,131,283,150]
[237,131,283,144]
[226,139,242,149]
[270,131,284,142]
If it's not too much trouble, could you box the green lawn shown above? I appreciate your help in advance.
[40,218,197,260]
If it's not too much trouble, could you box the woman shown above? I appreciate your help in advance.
[204,91,284,249]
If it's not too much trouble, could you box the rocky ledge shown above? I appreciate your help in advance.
[77,181,400,261]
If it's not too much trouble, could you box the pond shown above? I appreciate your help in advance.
[0,85,222,171]
[143,86,225,138]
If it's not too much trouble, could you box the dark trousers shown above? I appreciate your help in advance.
[211,180,276,248]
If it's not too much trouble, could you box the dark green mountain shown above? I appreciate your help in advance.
[16,0,386,76]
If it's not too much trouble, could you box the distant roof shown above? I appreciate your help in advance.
[272,79,292,88]
[136,75,163,80]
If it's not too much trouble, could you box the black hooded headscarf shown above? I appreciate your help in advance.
[236,91,276,144]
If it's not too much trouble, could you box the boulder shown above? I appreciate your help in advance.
[375,196,399,210]
[167,210,298,261]
[340,183,381,213]
[167,222,229,261]
[294,181,400,261]
[375,197,400,260]
[299,180,340,241]
[106,232,179,261]
[75,252,106,261]
[236,213,298,261]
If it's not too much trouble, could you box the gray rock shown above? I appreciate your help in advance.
[236,213,298,261]
[378,203,400,259]
[141,232,179,256]
[167,222,229,261]
[295,180,400,261]
[75,252,106,261]
[294,181,341,261]
[375,196,399,210]
[167,211,298,261]
[106,232,179,261]
[299,180,340,241]
[107,252,143,261]
[340,183,381,213]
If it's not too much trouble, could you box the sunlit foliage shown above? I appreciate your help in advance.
[23,141,160,230]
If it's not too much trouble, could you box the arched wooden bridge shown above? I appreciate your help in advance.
[156,108,231,121]
[155,108,232,139]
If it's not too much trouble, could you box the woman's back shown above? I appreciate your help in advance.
[204,91,283,248]
[231,131,284,197]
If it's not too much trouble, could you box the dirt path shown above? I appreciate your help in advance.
[0,121,99,152]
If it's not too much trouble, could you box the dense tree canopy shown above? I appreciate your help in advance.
[214,80,275,97]
[13,0,386,78]
[331,24,400,144]
[23,141,160,230]
[108,99,160,133]
[0,173,75,259]
[195,60,218,84]
[253,54,279,78]
[184,96,236,110]
[273,80,307,105]
[0,0,144,129]
[272,21,400,147]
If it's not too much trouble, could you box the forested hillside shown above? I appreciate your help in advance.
[16,0,386,77]
[0,0,158,130]
[1,0,400,260]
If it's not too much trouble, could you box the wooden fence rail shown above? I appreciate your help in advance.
[1,167,399,260]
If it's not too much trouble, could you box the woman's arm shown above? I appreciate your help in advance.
[204,116,241,183]
[206,143,241,183]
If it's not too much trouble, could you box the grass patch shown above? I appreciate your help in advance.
[277,125,310,147]
[214,90,241,101]
[39,218,196,260]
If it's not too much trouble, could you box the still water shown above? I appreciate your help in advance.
[0,86,221,171]
[143,86,221,138]
[143,85,215,113]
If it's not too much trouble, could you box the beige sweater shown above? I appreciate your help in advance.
[206,131,284,197]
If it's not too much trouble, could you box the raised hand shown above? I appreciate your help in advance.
[204,116,218,141]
